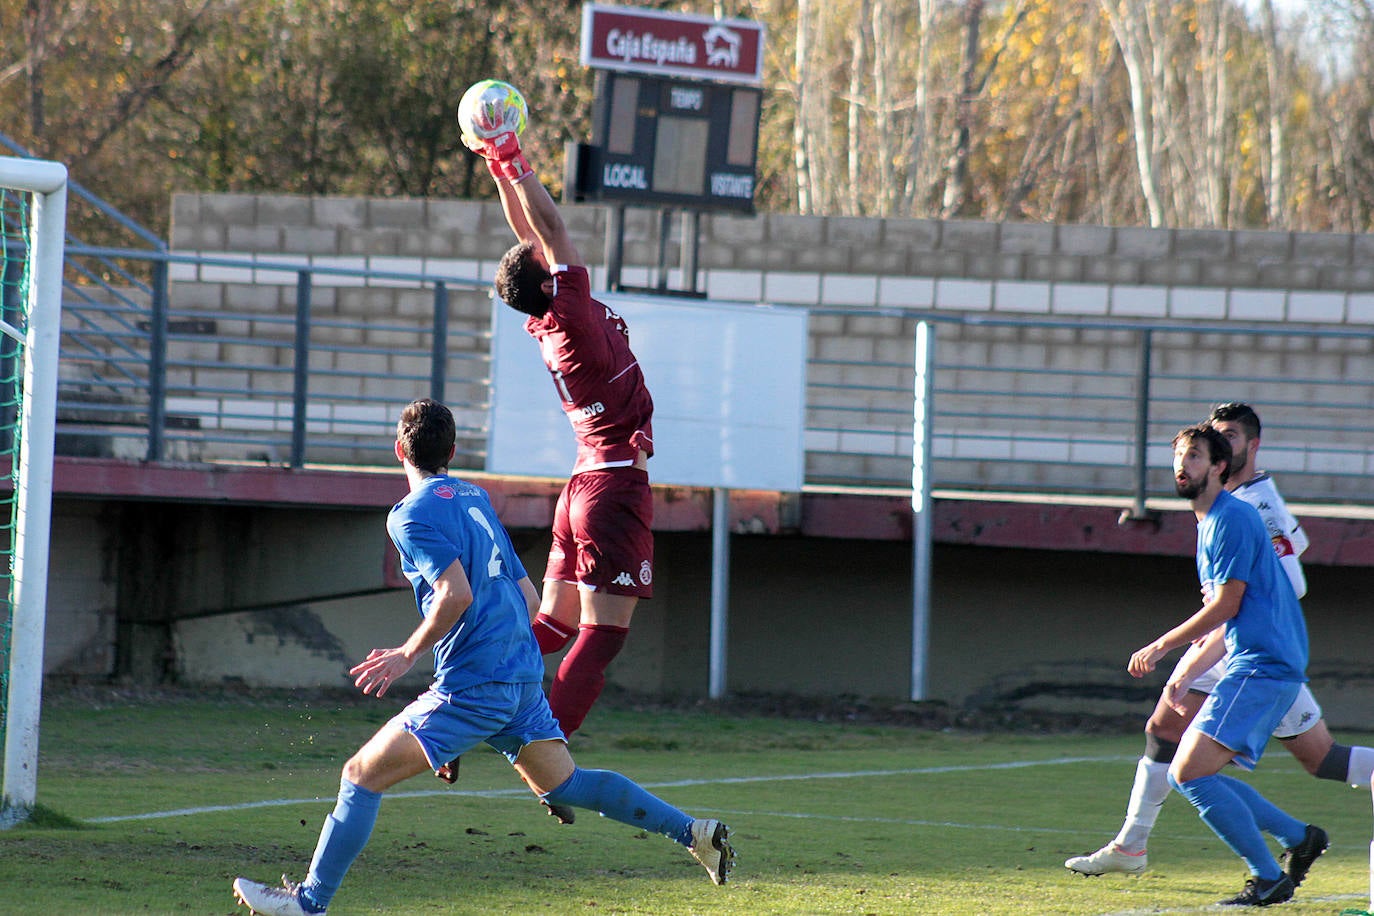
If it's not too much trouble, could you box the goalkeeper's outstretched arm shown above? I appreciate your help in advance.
[495,177,537,245]
[462,82,582,269]
[496,168,582,269]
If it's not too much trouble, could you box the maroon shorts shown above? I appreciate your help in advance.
[545,467,653,598]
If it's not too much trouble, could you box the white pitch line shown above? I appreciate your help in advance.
[85,754,1132,824]
[670,806,1105,836]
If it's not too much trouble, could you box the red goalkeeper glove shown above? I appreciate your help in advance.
[464,129,532,182]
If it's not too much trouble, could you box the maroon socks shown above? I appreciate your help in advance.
[548,624,628,737]
[532,612,577,655]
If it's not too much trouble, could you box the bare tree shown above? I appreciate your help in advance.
[1193,0,1232,226]
[870,0,899,215]
[846,0,872,214]
[1256,0,1290,226]
[941,0,984,218]
[0,0,91,139]
[1099,0,1166,226]
[792,0,817,214]
[901,0,940,214]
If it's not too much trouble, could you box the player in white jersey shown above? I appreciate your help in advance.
[1066,402,1374,876]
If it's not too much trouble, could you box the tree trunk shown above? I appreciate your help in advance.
[941,0,983,218]
[793,0,814,214]
[1257,0,1288,227]
[846,0,870,215]
[1101,0,1165,227]
[903,0,938,214]
[25,0,46,139]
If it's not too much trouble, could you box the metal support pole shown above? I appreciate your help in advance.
[603,205,624,292]
[680,210,700,294]
[910,322,935,701]
[145,258,169,462]
[655,208,672,291]
[708,487,731,699]
[1125,328,1154,521]
[290,270,312,468]
[430,282,449,403]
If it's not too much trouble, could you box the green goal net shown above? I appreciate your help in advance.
[0,184,27,749]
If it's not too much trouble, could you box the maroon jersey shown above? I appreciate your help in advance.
[523,265,654,474]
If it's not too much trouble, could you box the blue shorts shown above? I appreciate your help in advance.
[1190,672,1301,771]
[388,681,564,770]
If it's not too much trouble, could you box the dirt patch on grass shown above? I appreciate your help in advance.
[600,686,1145,734]
[42,679,1143,735]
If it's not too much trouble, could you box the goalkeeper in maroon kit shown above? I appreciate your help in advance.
[463,88,655,761]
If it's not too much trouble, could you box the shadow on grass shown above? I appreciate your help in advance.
[3,803,86,830]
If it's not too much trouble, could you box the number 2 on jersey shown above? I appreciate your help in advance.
[466,507,504,578]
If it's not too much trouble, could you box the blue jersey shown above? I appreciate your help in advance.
[1197,488,1307,682]
[386,475,543,693]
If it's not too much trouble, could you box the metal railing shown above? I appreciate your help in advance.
[58,245,493,469]
[47,245,1374,509]
[804,310,1374,507]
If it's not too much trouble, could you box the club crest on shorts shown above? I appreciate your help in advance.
[639,560,653,586]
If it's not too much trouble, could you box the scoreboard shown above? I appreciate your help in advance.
[567,4,764,214]
[567,71,760,213]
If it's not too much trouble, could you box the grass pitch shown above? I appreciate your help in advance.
[2,686,1372,915]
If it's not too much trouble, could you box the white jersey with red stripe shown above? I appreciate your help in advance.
[1231,471,1309,600]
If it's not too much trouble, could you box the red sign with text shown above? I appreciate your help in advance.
[580,3,765,86]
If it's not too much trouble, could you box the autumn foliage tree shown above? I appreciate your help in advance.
[2,0,1373,235]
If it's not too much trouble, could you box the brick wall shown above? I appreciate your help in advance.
[167,193,1374,500]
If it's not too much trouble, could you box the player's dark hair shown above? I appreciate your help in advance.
[397,398,455,473]
[494,241,552,318]
[1208,401,1261,440]
[1172,423,1232,484]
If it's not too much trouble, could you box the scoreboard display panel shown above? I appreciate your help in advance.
[570,70,761,213]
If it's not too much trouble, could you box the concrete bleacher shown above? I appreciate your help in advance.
[155,192,1374,503]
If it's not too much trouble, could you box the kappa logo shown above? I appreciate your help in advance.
[612,571,635,587]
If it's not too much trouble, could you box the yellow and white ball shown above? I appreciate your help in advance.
[458,79,528,143]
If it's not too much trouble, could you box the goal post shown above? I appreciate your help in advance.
[0,155,67,827]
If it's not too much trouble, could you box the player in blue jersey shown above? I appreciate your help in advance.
[231,399,734,916]
[1068,403,1366,878]
[1126,424,1323,907]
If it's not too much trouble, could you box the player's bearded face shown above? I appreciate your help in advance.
[1231,439,1253,477]
[1173,442,1212,499]
[1211,421,1249,477]
[1175,472,1206,500]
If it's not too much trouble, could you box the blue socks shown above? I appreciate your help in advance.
[543,766,694,847]
[302,778,382,912]
[1215,774,1307,848]
[1170,772,1303,879]
[295,768,692,910]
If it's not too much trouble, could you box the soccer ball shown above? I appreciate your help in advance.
[458,79,528,142]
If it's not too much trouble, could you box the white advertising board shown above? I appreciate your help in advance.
[488,292,807,491]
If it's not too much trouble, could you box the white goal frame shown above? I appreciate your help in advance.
[0,155,67,826]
